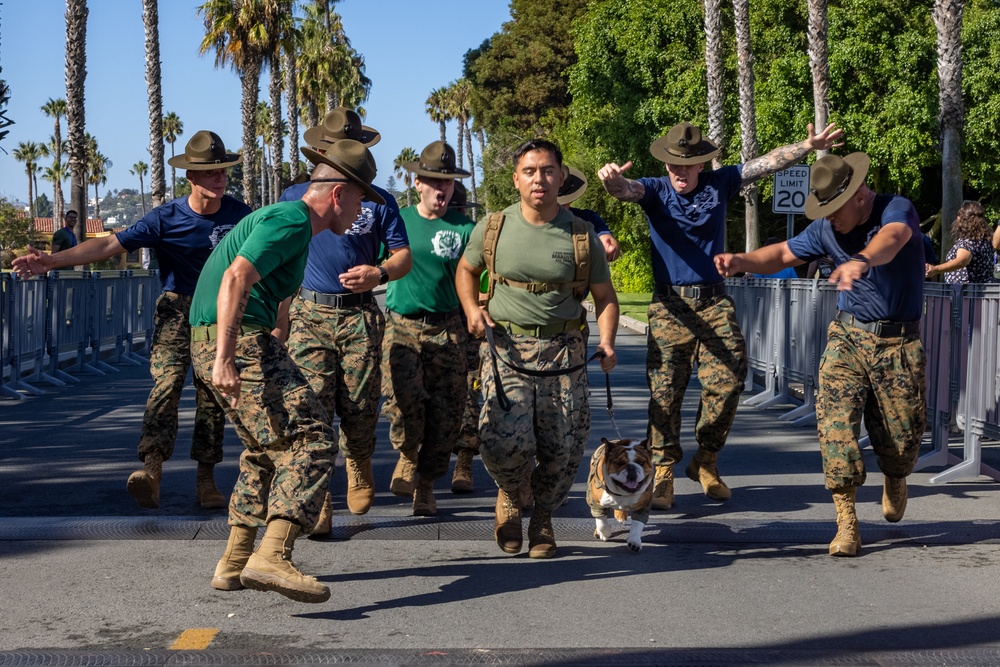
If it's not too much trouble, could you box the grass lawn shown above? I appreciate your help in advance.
[589,292,651,323]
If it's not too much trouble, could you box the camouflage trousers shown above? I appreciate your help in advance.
[191,332,336,531]
[816,320,927,489]
[138,291,225,464]
[646,292,747,466]
[478,329,590,512]
[456,336,485,454]
[286,298,384,461]
[381,311,468,481]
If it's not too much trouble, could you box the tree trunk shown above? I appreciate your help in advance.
[464,119,477,216]
[703,0,725,172]
[26,169,34,221]
[269,61,284,199]
[935,0,965,252]
[142,0,165,209]
[53,125,64,223]
[240,63,262,208]
[169,140,176,200]
[807,0,830,158]
[306,99,319,138]
[139,176,146,216]
[284,48,299,181]
[439,120,447,145]
[456,120,465,170]
[65,0,89,247]
[734,0,759,251]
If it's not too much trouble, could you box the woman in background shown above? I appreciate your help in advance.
[926,200,997,284]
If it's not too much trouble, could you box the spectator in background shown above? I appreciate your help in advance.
[926,200,997,284]
[51,210,78,252]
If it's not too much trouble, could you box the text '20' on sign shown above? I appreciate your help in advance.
[772,165,810,215]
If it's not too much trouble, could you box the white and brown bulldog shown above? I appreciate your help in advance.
[586,438,654,552]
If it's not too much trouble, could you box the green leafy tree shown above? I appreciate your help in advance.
[0,197,33,269]
[162,111,183,199]
[393,147,418,208]
[13,142,46,219]
[34,193,54,218]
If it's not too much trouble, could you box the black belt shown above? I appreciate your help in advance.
[655,282,727,299]
[390,309,459,326]
[836,311,920,337]
[299,288,374,308]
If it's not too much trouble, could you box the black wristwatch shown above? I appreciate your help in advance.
[378,266,390,285]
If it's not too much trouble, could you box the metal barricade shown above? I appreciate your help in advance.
[125,270,159,361]
[45,271,93,380]
[1,272,18,399]
[732,278,779,403]
[89,270,138,370]
[6,275,48,395]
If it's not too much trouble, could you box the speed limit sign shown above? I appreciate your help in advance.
[772,165,810,214]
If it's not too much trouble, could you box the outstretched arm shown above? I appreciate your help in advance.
[741,122,844,185]
[598,161,645,203]
[12,235,125,278]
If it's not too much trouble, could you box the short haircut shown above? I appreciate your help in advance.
[65,210,79,218]
[512,139,563,169]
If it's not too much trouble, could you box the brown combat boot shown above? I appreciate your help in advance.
[390,449,418,497]
[528,507,557,559]
[495,488,523,554]
[882,476,907,523]
[451,450,475,494]
[313,491,333,535]
[196,462,227,509]
[345,457,375,515]
[829,487,861,557]
[211,525,258,591]
[239,519,330,603]
[412,477,437,516]
[127,452,163,509]
[650,464,675,510]
[685,448,731,501]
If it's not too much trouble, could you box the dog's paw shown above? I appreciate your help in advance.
[627,537,643,553]
[594,518,612,542]
[614,509,630,523]
[627,521,645,553]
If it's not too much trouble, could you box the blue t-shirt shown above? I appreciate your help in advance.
[787,194,925,322]
[115,195,251,296]
[638,165,744,286]
[756,267,798,280]
[278,182,408,293]
[569,207,611,236]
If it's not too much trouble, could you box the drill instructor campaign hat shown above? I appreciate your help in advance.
[557,165,588,205]
[301,140,385,206]
[804,152,870,220]
[448,180,482,210]
[303,107,381,150]
[404,141,471,179]
[167,130,242,170]
[649,122,721,166]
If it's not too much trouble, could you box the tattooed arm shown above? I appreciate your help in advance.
[212,255,262,407]
[740,123,844,186]
[598,160,646,203]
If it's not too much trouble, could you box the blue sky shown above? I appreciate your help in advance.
[0,0,512,209]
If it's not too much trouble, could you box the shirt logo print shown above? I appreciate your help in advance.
[689,186,720,215]
[346,208,375,236]
[431,230,463,259]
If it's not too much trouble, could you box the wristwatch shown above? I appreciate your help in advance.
[378,266,390,285]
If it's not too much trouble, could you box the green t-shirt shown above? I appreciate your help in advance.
[190,201,313,329]
[463,203,611,326]
[385,206,475,315]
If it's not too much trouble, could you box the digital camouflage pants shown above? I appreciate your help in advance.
[286,298,384,461]
[381,312,467,482]
[138,291,225,464]
[478,329,590,512]
[191,332,336,531]
[646,292,747,466]
[816,320,927,490]
[456,336,484,454]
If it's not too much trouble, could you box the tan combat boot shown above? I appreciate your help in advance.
[882,476,907,523]
[313,491,333,535]
[390,449,418,497]
[650,464,675,510]
[210,525,258,591]
[239,519,331,603]
[685,448,731,501]
[345,457,375,515]
[495,488,523,554]
[517,475,534,510]
[196,462,227,509]
[829,487,861,557]
[127,452,163,509]
[451,450,475,494]
[412,477,437,516]
[528,507,557,559]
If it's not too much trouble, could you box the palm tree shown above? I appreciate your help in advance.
[40,98,67,221]
[266,1,295,200]
[807,0,830,159]
[83,133,99,215]
[12,142,45,219]
[283,37,300,181]
[162,111,184,199]
[89,151,112,219]
[426,87,450,144]
[703,0,725,171]
[131,161,149,215]
[393,147,418,208]
[256,101,272,206]
[65,0,90,244]
[142,0,166,209]
[935,0,964,252]
[450,79,477,203]
[733,0,759,251]
[42,163,69,220]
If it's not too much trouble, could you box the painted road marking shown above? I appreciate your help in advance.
[169,628,218,650]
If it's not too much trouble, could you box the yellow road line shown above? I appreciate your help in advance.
[169,628,218,650]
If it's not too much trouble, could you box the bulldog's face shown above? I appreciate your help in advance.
[601,438,653,495]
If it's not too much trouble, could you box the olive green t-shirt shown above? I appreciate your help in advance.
[463,203,611,326]
[190,201,313,329]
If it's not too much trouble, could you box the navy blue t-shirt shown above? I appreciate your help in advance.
[569,207,611,236]
[115,195,251,296]
[787,194,925,322]
[638,165,744,286]
[279,182,408,293]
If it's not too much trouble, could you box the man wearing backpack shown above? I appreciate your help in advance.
[456,138,619,559]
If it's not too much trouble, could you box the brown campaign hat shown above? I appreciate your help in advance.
[448,180,482,210]
[167,130,242,170]
[804,152,870,220]
[557,165,588,205]
[303,107,380,150]
[301,140,385,206]
[404,141,471,179]
[649,122,721,166]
